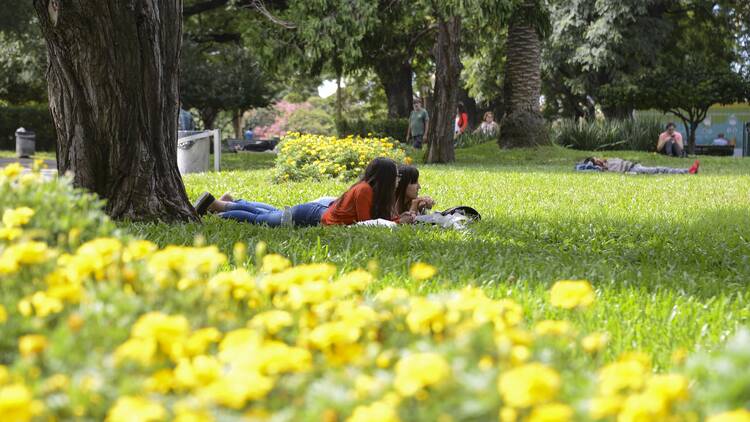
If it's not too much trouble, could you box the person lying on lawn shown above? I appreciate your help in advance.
[394,165,435,215]
[576,157,700,175]
[193,157,417,226]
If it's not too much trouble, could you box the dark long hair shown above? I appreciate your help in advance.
[394,165,419,214]
[337,157,397,220]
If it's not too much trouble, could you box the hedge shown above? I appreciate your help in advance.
[337,118,409,142]
[0,105,56,151]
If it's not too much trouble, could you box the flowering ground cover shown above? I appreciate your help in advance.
[2,144,750,421]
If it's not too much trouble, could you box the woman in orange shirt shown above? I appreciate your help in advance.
[195,157,404,226]
[321,157,400,225]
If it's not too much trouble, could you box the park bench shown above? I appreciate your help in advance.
[693,144,734,156]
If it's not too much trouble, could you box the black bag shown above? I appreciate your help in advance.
[440,206,481,221]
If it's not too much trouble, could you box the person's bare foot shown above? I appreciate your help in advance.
[219,192,234,201]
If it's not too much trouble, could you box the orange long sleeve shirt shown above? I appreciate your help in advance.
[321,182,373,225]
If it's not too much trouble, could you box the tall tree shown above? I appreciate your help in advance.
[179,40,273,131]
[0,0,47,104]
[424,13,461,163]
[499,0,549,148]
[33,0,195,221]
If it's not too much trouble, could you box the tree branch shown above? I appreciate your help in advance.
[188,32,242,44]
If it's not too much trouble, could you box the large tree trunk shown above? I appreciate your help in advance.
[232,109,242,139]
[425,16,461,164]
[33,0,196,221]
[499,1,547,148]
[374,60,414,118]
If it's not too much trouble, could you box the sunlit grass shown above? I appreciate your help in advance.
[127,145,750,368]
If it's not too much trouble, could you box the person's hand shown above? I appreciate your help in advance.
[418,196,435,209]
[399,211,417,224]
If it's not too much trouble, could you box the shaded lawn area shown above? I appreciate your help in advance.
[127,143,750,368]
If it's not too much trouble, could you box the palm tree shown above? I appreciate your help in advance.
[499,0,549,148]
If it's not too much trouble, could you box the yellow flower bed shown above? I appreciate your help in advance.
[274,132,407,181]
[1,165,749,422]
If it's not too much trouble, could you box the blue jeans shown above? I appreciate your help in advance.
[411,134,423,149]
[219,199,330,227]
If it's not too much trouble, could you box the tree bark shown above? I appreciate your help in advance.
[425,15,460,164]
[232,109,243,139]
[374,60,414,118]
[33,0,196,222]
[499,0,548,148]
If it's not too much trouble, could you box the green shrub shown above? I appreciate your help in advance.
[455,132,497,149]
[0,105,57,151]
[286,108,336,135]
[337,118,409,142]
[273,132,406,181]
[551,117,663,151]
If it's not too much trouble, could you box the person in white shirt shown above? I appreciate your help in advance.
[712,133,729,146]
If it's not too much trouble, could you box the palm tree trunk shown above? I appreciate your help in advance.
[499,1,548,148]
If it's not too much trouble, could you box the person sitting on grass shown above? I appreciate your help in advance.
[657,122,684,157]
[193,157,417,226]
[576,157,700,175]
[394,165,435,215]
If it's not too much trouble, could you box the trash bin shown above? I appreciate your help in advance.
[15,128,36,158]
[177,131,210,175]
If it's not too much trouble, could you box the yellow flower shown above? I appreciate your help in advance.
[249,310,294,335]
[498,363,560,408]
[18,334,47,358]
[174,402,215,422]
[347,400,400,422]
[0,383,35,422]
[2,163,24,178]
[114,338,157,366]
[2,207,35,228]
[0,241,53,274]
[406,297,445,334]
[131,312,190,359]
[404,157,413,165]
[549,280,595,309]
[597,359,649,396]
[500,407,518,422]
[0,305,6,324]
[261,254,291,273]
[106,396,166,422]
[534,320,573,337]
[528,403,574,422]
[124,240,157,262]
[617,392,668,422]
[394,352,450,396]
[174,355,221,389]
[0,227,22,241]
[707,409,750,422]
[184,327,222,356]
[582,332,609,354]
[410,262,437,281]
[589,395,623,419]
[644,374,689,402]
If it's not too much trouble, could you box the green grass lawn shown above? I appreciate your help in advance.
[126,144,750,369]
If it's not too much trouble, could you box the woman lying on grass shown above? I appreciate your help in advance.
[193,157,417,226]
[576,157,700,174]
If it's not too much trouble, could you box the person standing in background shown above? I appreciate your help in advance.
[405,99,429,150]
